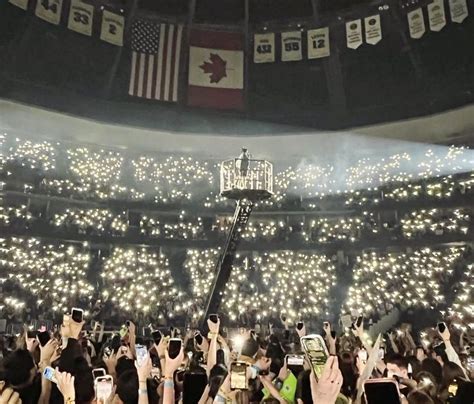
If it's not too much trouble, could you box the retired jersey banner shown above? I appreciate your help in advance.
[101,10,124,46]
[448,0,468,23]
[35,0,63,25]
[346,19,363,49]
[68,0,94,36]
[408,8,426,38]
[428,0,447,31]
[9,0,28,10]
[364,15,382,45]
[253,33,275,63]
[307,27,330,59]
[188,30,244,110]
[281,31,302,61]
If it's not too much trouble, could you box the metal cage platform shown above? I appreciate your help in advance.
[220,158,273,201]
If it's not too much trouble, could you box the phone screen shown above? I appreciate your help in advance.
[297,322,304,330]
[358,349,368,362]
[183,372,208,404]
[37,331,51,347]
[209,314,219,324]
[378,348,385,360]
[136,345,148,367]
[93,368,107,379]
[437,322,446,333]
[356,316,363,327]
[152,330,162,345]
[194,332,203,346]
[364,381,401,404]
[95,376,114,400]
[301,335,328,379]
[230,362,248,390]
[27,330,38,339]
[168,339,182,359]
[71,308,84,323]
[43,366,57,383]
[286,354,305,375]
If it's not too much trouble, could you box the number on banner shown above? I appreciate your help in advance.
[35,0,62,24]
[100,10,124,46]
[9,0,29,11]
[253,33,275,63]
[307,27,330,59]
[281,31,302,62]
[68,0,94,36]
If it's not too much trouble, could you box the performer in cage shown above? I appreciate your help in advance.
[236,147,250,187]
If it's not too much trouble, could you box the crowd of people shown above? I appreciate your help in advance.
[0,312,472,403]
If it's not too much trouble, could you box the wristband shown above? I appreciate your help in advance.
[252,364,260,375]
[159,354,165,359]
[65,399,75,404]
[215,394,226,403]
[164,380,174,389]
[138,388,147,395]
[208,332,218,339]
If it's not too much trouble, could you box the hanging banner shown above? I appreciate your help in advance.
[346,19,363,50]
[307,27,330,59]
[35,0,63,25]
[448,0,468,23]
[100,10,124,46]
[364,14,382,45]
[9,0,28,10]
[68,0,94,36]
[427,0,447,31]
[281,31,302,62]
[253,33,275,63]
[407,8,426,39]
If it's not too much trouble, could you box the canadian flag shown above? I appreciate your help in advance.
[188,29,244,110]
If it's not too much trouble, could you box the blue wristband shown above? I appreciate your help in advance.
[164,380,174,389]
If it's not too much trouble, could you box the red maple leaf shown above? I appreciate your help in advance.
[199,53,227,83]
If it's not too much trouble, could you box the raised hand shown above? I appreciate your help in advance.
[310,356,343,404]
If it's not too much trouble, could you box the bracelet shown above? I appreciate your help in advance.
[208,332,218,339]
[138,388,147,395]
[164,380,174,389]
[65,398,75,404]
[251,365,260,375]
[215,394,226,403]
[159,354,165,359]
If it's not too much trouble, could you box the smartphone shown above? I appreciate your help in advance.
[183,372,208,404]
[331,330,336,339]
[43,366,58,384]
[230,361,248,390]
[37,331,51,347]
[95,375,114,401]
[152,330,162,345]
[356,316,363,328]
[300,334,329,379]
[437,322,446,333]
[286,354,305,375]
[168,338,182,359]
[297,321,304,331]
[71,308,84,323]
[136,344,148,367]
[209,314,219,324]
[194,332,204,346]
[378,348,385,360]
[27,330,38,339]
[433,342,446,357]
[358,349,368,363]
[92,368,107,379]
[323,321,329,328]
[448,380,459,397]
[364,379,401,404]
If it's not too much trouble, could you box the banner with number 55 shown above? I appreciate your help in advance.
[281,31,302,62]
[253,33,275,63]
[68,0,94,36]
[307,27,330,59]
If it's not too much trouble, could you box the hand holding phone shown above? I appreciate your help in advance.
[168,338,182,360]
[95,375,114,401]
[152,330,162,346]
[300,334,329,379]
[230,361,248,390]
[71,308,84,323]
[43,366,58,384]
[135,344,148,367]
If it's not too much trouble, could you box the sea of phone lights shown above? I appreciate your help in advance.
[0,132,473,329]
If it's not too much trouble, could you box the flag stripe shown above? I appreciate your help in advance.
[188,86,244,110]
[129,21,181,102]
[129,51,137,96]
[172,25,183,102]
[190,29,243,51]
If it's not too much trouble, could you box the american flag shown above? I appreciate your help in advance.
[128,20,183,102]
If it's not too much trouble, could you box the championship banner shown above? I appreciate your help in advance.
[428,0,447,31]
[364,14,382,45]
[408,8,426,38]
[101,10,124,46]
[9,0,28,11]
[35,0,63,25]
[346,19,363,49]
[281,31,302,62]
[68,0,94,36]
[307,27,330,59]
[253,33,275,63]
[448,0,468,23]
